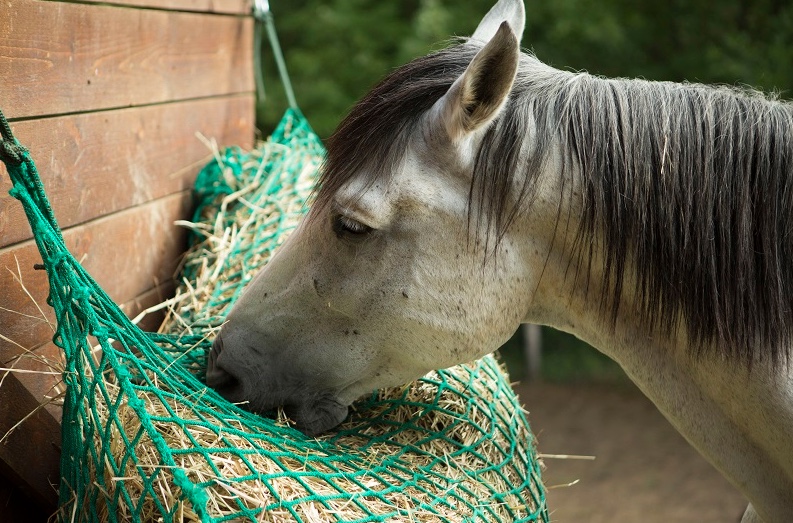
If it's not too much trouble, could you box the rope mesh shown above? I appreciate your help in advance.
[1,107,549,522]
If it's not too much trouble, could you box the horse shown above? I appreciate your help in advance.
[206,1,793,520]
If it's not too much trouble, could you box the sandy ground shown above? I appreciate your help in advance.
[515,381,748,523]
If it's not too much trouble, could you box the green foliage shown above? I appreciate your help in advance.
[497,328,630,386]
[258,0,494,137]
[258,0,793,137]
[526,0,793,93]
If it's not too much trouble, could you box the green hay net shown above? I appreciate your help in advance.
[0,108,549,522]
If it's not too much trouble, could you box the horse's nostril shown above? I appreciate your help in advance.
[210,334,223,357]
[206,334,242,397]
[206,364,237,389]
[206,365,243,402]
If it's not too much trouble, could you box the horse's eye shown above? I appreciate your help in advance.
[332,214,373,238]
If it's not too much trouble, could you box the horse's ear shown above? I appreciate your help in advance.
[433,21,519,141]
[471,0,525,45]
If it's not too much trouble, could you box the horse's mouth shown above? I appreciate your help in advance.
[208,373,350,436]
[207,334,350,435]
[281,395,350,437]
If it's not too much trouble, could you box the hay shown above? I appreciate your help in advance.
[89,361,540,522]
[68,109,549,522]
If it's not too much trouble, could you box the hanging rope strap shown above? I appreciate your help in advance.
[253,0,299,110]
[0,109,64,242]
[0,116,28,165]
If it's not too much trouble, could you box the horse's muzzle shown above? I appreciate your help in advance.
[205,332,350,435]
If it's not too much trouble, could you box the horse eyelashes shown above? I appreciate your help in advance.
[332,214,374,238]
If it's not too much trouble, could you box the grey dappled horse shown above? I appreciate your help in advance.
[207,1,793,520]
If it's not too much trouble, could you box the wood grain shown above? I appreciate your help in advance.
[0,191,193,363]
[2,277,175,416]
[0,266,180,518]
[0,0,258,504]
[76,0,252,14]
[0,0,254,119]
[0,94,255,248]
[1,339,64,419]
[0,372,61,509]
[0,471,53,523]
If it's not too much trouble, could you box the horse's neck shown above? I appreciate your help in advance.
[524,209,793,521]
[596,321,793,522]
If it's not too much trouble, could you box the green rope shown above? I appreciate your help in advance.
[1,115,63,242]
[0,106,549,522]
[0,117,27,164]
[253,0,299,110]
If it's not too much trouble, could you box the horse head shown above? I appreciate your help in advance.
[206,0,536,435]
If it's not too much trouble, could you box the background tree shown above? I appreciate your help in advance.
[259,0,793,138]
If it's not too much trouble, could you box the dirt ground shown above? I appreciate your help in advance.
[515,381,748,523]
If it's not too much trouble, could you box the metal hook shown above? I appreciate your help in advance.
[253,0,270,20]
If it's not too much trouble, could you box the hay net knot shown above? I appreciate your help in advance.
[0,106,549,522]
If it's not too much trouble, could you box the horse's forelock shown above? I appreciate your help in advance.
[311,43,477,219]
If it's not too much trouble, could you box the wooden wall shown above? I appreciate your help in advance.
[0,0,255,515]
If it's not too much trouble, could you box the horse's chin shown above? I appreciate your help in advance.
[283,397,350,437]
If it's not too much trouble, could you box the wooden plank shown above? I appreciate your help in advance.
[0,94,255,248]
[1,278,174,417]
[0,191,192,364]
[0,472,53,523]
[1,340,64,419]
[0,275,176,520]
[0,372,60,510]
[76,0,252,14]
[0,0,254,119]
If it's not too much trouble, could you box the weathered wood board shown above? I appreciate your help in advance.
[0,0,257,514]
[78,0,251,14]
[0,95,254,247]
[0,0,254,119]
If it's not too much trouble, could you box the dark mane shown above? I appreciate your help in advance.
[316,44,476,213]
[317,42,793,367]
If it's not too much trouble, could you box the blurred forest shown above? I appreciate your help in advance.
[256,0,793,382]
[258,0,793,137]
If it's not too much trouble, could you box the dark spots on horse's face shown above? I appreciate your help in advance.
[353,330,360,335]
[402,290,409,298]
[312,278,320,292]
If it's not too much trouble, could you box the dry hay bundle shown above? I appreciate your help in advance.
[44,109,548,522]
